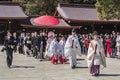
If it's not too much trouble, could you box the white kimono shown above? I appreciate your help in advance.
[59,39,65,48]
[64,35,81,57]
[59,39,66,58]
[45,37,53,57]
[64,35,81,67]
[116,35,120,56]
[47,40,61,59]
[87,40,106,68]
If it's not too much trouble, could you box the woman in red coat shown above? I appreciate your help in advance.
[106,35,112,57]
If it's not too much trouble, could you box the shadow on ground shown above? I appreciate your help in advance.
[75,66,88,68]
[77,58,85,61]
[12,65,35,68]
[99,74,120,77]
[66,58,85,61]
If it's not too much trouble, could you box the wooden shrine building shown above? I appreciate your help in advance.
[54,3,120,34]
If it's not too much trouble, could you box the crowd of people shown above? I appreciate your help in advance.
[78,31,120,58]
[1,29,120,76]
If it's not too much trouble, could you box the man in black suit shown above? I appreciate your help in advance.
[110,32,117,58]
[13,32,18,53]
[4,31,14,68]
[38,31,46,61]
[18,33,26,54]
[31,32,39,58]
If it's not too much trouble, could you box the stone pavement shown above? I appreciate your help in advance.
[0,46,120,80]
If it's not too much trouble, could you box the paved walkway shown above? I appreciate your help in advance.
[0,46,120,80]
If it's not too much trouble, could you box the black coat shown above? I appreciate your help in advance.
[39,36,46,44]
[38,36,46,51]
[4,36,14,48]
[31,36,39,47]
[18,36,26,46]
[110,36,116,48]
[13,36,18,45]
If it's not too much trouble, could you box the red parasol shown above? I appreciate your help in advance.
[33,15,59,26]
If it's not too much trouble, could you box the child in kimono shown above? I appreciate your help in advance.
[48,36,66,64]
[59,36,67,63]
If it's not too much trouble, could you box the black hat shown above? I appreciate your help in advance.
[72,28,76,32]
[92,31,98,36]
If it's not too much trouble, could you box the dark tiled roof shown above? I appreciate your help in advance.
[0,2,27,19]
[57,3,98,21]
[0,1,20,6]
[57,3,120,24]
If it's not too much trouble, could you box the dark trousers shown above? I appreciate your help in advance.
[13,44,17,52]
[111,48,116,57]
[38,44,44,59]
[6,47,13,68]
[33,47,38,58]
[19,45,24,54]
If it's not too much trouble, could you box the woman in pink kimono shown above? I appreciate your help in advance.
[106,35,112,57]
[87,31,106,76]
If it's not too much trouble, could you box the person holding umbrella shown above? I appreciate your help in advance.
[87,31,106,76]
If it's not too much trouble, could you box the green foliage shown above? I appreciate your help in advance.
[12,0,58,15]
[12,0,96,15]
[95,0,120,20]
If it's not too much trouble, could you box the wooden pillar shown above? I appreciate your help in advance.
[91,24,94,32]
[114,25,117,32]
[54,9,58,16]
[8,20,11,31]
[45,28,48,33]
[5,22,7,32]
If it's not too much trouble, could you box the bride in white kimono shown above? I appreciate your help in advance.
[44,31,54,60]
[87,31,106,76]
[64,29,81,69]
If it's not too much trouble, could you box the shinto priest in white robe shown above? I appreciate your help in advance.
[87,39,106,68]
[64,35,81,57]
[64,35,81,67]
